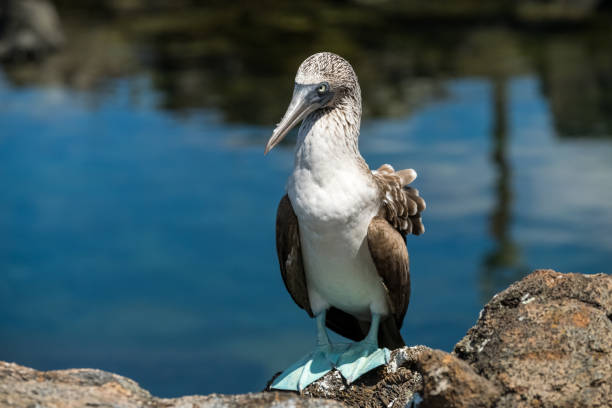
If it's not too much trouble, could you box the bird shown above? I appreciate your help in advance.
[265,52,425,391]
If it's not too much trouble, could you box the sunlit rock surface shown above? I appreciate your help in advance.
[0,362,344,408]
[1,269,610,407]
[454,269,612,407]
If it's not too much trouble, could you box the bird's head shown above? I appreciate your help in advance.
[264,52,360,154]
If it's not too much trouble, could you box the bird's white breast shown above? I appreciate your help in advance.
[287,124,389,320]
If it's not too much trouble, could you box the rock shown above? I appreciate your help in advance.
[1,270,610,407]
[0,361,345,408]
[415,349,500,408]
[455,269,612,407]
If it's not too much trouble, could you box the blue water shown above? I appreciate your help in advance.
[1,73,611,396]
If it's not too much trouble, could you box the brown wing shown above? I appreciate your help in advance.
[276,195,312,317]
[368,216,410,349]
[276,195,367,341]
[368,164,426,348]
[367,217,411,326]
[373,164,426,236]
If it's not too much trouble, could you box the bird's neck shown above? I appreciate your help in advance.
[294,94,364,172]
[288,93,379,229]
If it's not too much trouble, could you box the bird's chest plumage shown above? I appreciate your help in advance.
[289,167,375,227]
[287,155,389,319]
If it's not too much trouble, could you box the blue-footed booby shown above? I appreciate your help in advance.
[265,52,426,391]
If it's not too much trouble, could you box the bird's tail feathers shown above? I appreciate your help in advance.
[378,316,406,349]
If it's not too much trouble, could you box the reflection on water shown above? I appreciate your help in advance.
[5,2,612,133]
[480,78,530,301]
[1,1,612,398]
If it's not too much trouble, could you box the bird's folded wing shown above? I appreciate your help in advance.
[367,216,411,328]
[373,164,426,236]
[276,195,313,317]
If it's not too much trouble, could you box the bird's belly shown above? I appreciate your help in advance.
[299,225,389,320]
[288,165,387,319]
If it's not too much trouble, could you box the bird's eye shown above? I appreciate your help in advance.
[317,84,327,94]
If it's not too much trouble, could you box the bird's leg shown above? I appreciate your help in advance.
[336,313,390,383]
[315,310,331,348]
[362,311,381,345]
[314,310,348,364]
[271,310,344,391]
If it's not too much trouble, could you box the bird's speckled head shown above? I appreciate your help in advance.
[264,52,361,154]
[295,52,359,94]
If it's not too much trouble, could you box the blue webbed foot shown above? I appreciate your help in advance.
[270,344,349,391]
[336,341,390,384]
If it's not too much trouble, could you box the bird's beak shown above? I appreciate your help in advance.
[265,84,319,155]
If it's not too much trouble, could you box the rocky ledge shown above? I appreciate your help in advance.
[1,269,610,407]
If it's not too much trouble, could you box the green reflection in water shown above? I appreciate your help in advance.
[480,77,530,301]
[3,1,612,136]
